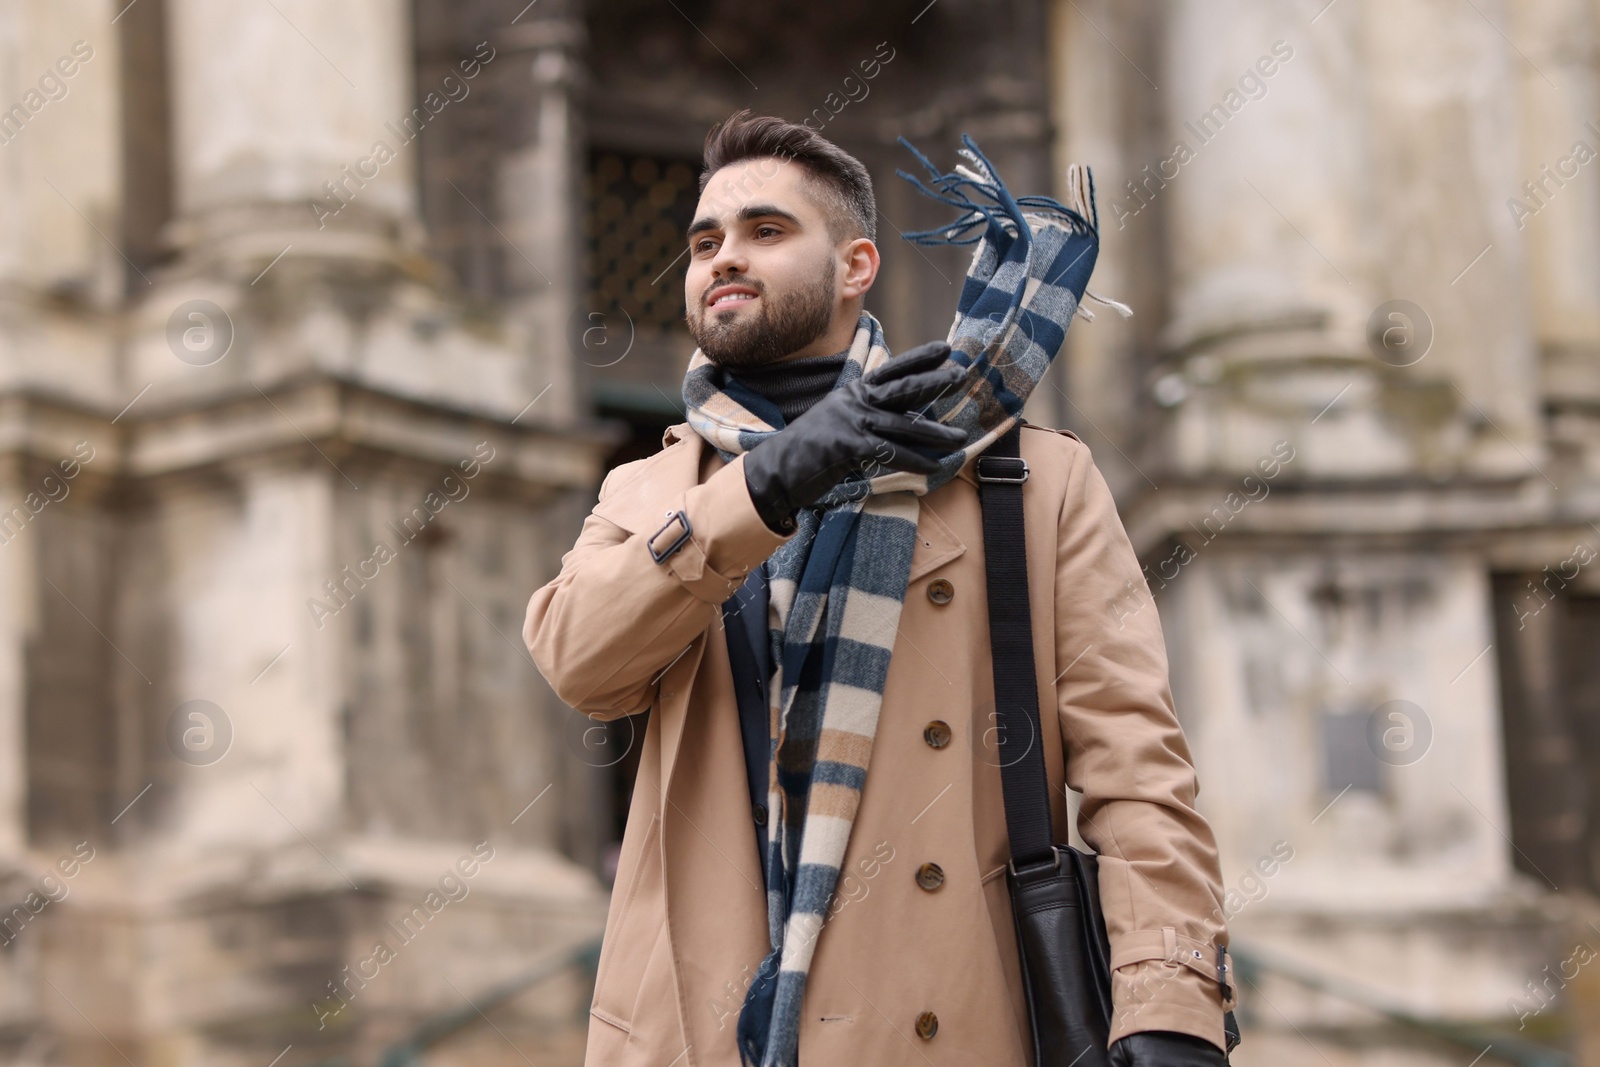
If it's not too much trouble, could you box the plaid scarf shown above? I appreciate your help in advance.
[681,135,1113,1067]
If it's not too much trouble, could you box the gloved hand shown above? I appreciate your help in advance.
[741,340,969,533]
[1108,1030,1229,1067]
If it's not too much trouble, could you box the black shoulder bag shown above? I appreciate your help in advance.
[974,422,1241,1066]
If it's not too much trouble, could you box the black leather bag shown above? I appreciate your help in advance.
[974,423,1240,1066]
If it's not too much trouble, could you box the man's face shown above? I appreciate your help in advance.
[684,159,843,369]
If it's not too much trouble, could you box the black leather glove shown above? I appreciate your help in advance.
[741,340,969,533]
[1108,1030,1229,1067]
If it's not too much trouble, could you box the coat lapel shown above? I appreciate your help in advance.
[906,488,967,584]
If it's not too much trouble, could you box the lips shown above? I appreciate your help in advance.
[708,285,759,308]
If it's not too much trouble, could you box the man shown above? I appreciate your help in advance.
[525,110,1236,1066]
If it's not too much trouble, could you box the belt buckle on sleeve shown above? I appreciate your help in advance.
[649,509,693,563]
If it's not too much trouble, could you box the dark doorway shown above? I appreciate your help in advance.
[1492,572,1600,895]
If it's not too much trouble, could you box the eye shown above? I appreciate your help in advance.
[692,236,719,254]
[756,225,781,238]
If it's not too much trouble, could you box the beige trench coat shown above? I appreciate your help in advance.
[524,418,1237,1067]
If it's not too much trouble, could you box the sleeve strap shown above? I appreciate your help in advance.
[1111,927,1236,1008]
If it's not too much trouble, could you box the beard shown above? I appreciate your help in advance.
[687,256,836,369]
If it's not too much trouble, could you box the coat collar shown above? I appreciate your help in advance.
[592,421,968,584]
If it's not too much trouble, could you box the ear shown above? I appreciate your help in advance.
[838,238,880,300]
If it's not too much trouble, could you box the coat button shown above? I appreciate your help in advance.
[753,804,768,826]
[916,862,944,891]
[923,720,952,749]
[915,1010,939,1039]
[927,578,954,605]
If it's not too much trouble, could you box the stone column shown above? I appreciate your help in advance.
[1509,0,1600,477]
[1043,0,1157,497]
[127,0,414,406]
[132,0,536,421]
[0,0,121,292]
[491,10,603,867]
[1161,2,1370,353]
[0,0,122,402]
[0,0,124,850]
[493,10,586,429]
[1358,0,1544,478]
[165,0,416,249]
[0,6,122,1058]
[1154,0,1378,478]
[116,1,415,858]
[1151,0,1541,483]
[1122,1,1567,1047]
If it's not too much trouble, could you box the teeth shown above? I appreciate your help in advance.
[713,293,755,306]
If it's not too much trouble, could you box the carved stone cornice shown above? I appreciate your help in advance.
[0,373,624,495]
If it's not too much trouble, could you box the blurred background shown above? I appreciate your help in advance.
[1,0,1598,1064]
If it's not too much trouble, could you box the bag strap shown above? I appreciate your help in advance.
[976,421,1056,870]
[978,423,1244,1049]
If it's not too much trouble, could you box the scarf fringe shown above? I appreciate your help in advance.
[1077,289,1136,322]
[895,133,1133,321]
[894,132,1098,247]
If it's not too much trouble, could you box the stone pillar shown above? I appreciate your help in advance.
[1091,2,1575,1054]
[0,0,122,403]
[1148,0,1541,483]
[1043,0,1155,497]
[114,0,420,861]
[1509,0,1600,478]
[1358,0,1545,478]
[1153,0,1376,479]
[165,0,416,245]
[1161,2,1369,355]
[129,0,537,421]
[0,0,124,844]
[0,1,121,294]
[0,7,122,1059]
[493,9,587,429]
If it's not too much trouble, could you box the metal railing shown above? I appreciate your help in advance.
[300,934,603,1067]
[304,934,1577,1066]
[379,936,604,1067]
[1230,942,1572,1067]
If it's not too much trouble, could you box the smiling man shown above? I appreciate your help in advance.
[683,133,876,372]
[525,110,1237,1067]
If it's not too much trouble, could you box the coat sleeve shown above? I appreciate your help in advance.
[523,449,796,720]
[1051,439,1237,1053]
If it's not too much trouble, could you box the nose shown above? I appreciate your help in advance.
[709,235,748,283]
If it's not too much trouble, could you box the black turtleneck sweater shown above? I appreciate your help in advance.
[722,348,848,848]
[726,348,850,426]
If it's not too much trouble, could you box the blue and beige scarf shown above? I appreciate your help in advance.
[681,135,1117,1067]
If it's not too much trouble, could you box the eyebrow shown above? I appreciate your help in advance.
[686,204,803,241]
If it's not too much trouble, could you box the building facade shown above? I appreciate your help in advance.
[0,0,1596,1064]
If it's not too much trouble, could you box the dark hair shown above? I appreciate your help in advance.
[699,108,877,244]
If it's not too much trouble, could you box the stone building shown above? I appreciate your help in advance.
[0,0,1596,1064]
